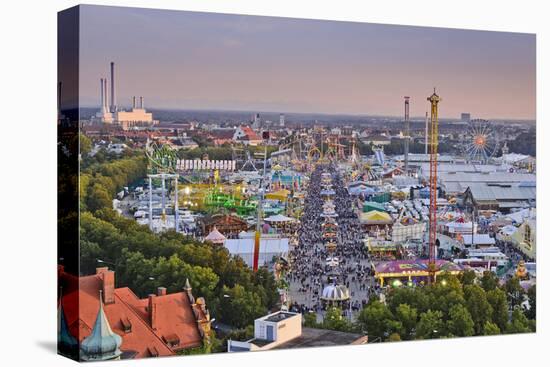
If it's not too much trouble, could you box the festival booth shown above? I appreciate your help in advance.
[374,259,463,287]
[200,213,249,237]
[203,226,226,244]
[362,201,386,213]
[265,189,291,202]
[264,214,298,235]
[359,210,393,231]
[391,217,426,242]
[364,238,403,260]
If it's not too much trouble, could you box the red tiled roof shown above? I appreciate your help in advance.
[115,289,204,350]
[59,268,204,359]
[210,129,235,139]
[238,126,262,141]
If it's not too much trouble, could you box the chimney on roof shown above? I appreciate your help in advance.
[96,267,115,305]
[132,96,136,109]
[140,96,144,109]
[148,294,157,330]
[157,287,167,296]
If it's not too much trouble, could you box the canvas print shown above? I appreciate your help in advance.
[57,5,536,362]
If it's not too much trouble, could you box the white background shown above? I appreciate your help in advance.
[0,0,547,366]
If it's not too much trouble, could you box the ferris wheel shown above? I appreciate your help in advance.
[461,119,500,162]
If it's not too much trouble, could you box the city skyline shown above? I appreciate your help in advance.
[79,5,536,120]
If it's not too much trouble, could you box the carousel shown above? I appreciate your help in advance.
[321,283,350,306]
[325,241,337,252]
[321,199,338,218]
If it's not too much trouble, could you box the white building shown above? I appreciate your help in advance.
[228,311,302,352]
[114,96,158,130]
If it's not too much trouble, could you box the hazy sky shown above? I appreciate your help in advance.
[79,5,536,120]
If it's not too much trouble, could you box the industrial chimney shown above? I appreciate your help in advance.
[132,96,136,109]
[103,78,109,112]
[110,62,116,113]
[140,96,144,109]
[99,78,104,113]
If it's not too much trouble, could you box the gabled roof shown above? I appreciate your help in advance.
[237,126,262,141]
[210,129,235,139]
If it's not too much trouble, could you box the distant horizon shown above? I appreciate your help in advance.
[79,5,536,120]
[79,104,536,123]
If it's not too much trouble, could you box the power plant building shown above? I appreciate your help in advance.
[92,62,158,130]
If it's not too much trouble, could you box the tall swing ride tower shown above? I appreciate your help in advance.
[427,89,441,278]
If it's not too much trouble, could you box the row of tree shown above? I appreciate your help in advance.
[508,130,536,157]
[304,271,535,342]
[80,155,147,212]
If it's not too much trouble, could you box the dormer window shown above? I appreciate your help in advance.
[121,317,132,333]
[162,334,180,348]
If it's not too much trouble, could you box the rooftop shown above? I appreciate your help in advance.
[263,311,298,323]
[273,327,367,349]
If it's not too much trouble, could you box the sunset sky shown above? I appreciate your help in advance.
[79,5,536,120]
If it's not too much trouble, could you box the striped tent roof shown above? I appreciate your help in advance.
[321,284,350,301]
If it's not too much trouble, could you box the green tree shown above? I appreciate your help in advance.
[487,288,509,332]
[322,307,352,332]
[525,285,536,320]
[394,304,418,340]
[464,285,493,335]
[87,183,112,212]
[508,130,536,156]
[505,277,524,309]
[507,309,533,334]
[416,310,445,339]
[459,270,477,286]
[480,271,499,292]
[388,287,429,315]
[483,321,501,336]
[357,300,395,340]
[80,133,92,157]
[219,284,266,328]
[304,312,318,328]
[446,304,475,337]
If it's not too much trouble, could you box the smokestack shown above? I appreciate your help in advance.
[110,62,116,113]
[99,78,104,112]
[104,79,109,111]
[140,96,144,109]
[132,96,136,109]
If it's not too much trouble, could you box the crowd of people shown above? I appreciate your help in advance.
[288,164,376,317]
